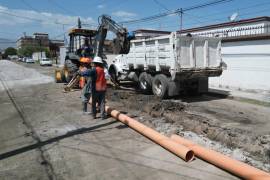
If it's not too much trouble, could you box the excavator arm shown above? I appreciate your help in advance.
[94,15,133,57]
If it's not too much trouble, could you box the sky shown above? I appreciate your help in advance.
[0,0,270,40]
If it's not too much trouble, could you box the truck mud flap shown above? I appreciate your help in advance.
[168,81,180,97]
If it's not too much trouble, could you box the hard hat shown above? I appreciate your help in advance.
[80,57,92,63]
[93,56,103,64]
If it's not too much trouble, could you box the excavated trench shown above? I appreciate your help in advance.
[106,87,270,171]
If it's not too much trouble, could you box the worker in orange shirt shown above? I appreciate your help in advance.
[80,57,92,114]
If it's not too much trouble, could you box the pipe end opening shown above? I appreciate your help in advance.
[186,150,195,162]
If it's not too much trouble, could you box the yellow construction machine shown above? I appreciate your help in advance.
[56,15,134,91]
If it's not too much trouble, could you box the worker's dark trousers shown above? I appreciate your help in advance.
[92,91,106,118]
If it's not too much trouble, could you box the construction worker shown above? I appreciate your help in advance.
[79,56,107,119]
[81,38,93,57]
[80,57,92,115]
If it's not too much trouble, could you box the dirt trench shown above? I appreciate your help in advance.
[106,87,270,171]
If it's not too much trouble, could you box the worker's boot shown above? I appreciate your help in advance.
[82,102,92,115]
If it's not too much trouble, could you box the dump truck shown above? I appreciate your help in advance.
[108,32,226,98]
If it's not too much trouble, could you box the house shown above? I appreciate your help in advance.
[178,16,270,92]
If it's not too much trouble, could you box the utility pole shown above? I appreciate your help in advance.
[63,24,66,45]
[180,8,183,33]
[39,39,42,60]
[78,18,81,48]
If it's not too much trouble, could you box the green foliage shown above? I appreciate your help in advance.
[4,47,17,57]
[17,46,51,58]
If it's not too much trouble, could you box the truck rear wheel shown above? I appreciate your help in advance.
[64,59,79,83]
[55,70,62,83]
[152,74,168,99]
[139,72,152,94]
[55,69,67,83]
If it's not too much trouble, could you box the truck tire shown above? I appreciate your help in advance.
[152,74,168,99]
[139,72,152,94]
[64,59,79,83]
[55,70,62,83]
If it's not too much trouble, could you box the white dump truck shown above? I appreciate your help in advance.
[108,32,226,98]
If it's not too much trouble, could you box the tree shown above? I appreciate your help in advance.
[17,46,51,58]
[4,47,17,58]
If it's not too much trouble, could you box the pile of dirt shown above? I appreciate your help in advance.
[0,60,53,91]
[147,100,186,118]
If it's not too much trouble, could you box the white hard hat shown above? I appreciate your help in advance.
[93,56,103,64]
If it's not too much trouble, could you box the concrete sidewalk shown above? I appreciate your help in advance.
[209,87,270,105]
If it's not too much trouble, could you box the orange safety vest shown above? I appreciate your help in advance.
[95,66,107,91]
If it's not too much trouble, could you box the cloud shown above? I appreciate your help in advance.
[112,10,137,20]
[97,4,105,9]
[0,5,96,28]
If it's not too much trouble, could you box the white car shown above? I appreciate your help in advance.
[26,58,35,63]
[40,58,52,66]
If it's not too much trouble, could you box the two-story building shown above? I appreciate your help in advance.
[17,33,64,59]
[17,33,50,49]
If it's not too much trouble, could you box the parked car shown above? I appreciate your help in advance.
[40,58,52,66]
[26,58,35,63]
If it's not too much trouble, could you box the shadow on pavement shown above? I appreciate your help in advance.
[0,120,118,161]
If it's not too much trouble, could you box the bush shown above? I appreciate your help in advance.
[3,47,17,58]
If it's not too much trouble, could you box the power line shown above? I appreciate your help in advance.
[0,9,77,26]
[20,0,97,27]
[0,41,16,43]
[151,7,270,30]
[182,1,270,25]
[20,0,39,12]
[183,0,232,11]
[47,0,76,15]
[0,10,43,22]
[152,0,170,11]
[20,0,72,26]
[120,0,233,24]
[126,1,270,31]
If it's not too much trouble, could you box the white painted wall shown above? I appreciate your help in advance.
[191,21,269,37]
[59,47,66,65]
[210,39,270,92]
[32,52,46,61]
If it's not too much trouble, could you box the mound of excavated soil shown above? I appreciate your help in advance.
[0,60,53,91]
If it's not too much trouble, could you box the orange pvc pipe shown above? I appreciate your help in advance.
[170,134,270,180]
[105,106,194,162]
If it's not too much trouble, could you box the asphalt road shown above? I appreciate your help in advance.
[0,60,247,179]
